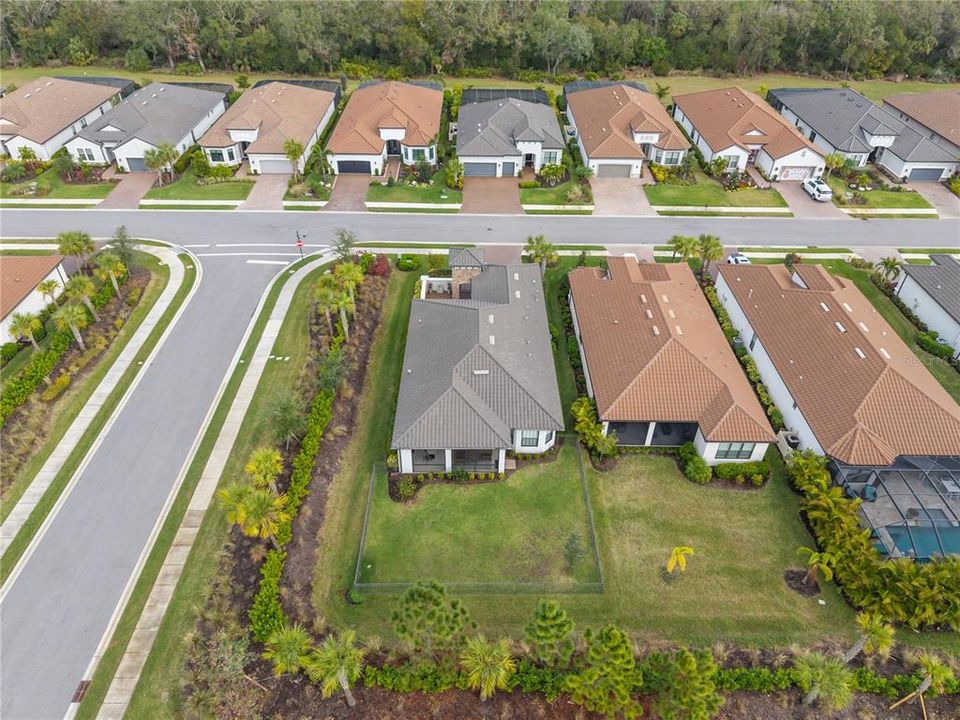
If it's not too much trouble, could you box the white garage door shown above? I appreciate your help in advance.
[596,164,632,178]
[779,166,813,181]
[258,158,294,174]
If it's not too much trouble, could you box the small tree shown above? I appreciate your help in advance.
[9,312,43,352]
[524,599,575,668]
[333,261,364,304]
[793,652,853,711]
[459,635,516,701]
[524,234,558,272]
[144,143,178,186]
[538,163,565,186]
[53,151,77,178]
[263,622,313,677]
[669,235,698,262]
[271,391,305,450]
[654,82,671,103]
[391,580,471,656]
[824,152,846,178]
[876,256,902,282]
[284,138,305,182]
[219,485,289,549]
[57,230,95,271]
[697,234,723,283]
[564,532,585,570]
[842,612,894,664]
[94,252,126,297]
[667,545,694,575]
[331,228,357,263]
[914,652,953,696]
[235,73,251,90]
[333,291,354,341]
[648,647,724,720]
[110,225,137,269]
[797,546,835,585]
[64,275,100,322]
[565,625,642,720]
[245,447,283,494]
[53,303,90,350]
[314,274,339,336]
[37,278,60,307]
[304,630,366,707]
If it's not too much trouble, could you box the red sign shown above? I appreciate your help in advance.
[295,239,304,248]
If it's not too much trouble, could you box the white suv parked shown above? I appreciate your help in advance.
[802,178,833,202]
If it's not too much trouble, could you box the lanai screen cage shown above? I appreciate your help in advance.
[831,456,960,561]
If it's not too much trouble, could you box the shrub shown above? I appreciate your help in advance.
[126,286,143,307]
[396,475,417,501]
[1,342,19,365]
[124,46,151,72]
[678,442,697,465]
[450,468,469,483]
[652,59,672,76]
[518,180,541,189]
[1,162,26,182]
[370,254,391,277]
[40,372,71,401]
[175,61,202,76]
[249,549,287,642]
[396,254,421,271]
[917,330,954,359]
[1,331,73,422]
[683,456,713,485]
[714,460,770,482]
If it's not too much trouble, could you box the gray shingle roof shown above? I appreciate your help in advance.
[448,247,485,266]
[457,98,564,157]
[77,82,224,148]
[768,88,956,163]
[392,263,564,450]
[901,255,960,322]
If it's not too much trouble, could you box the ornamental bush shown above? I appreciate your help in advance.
[396,254,421,271]
[714,460,770,482]
[683,456,712,485]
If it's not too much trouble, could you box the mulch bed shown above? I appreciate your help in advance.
[784,568,820,597]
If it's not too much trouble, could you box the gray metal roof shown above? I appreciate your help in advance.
[901,255,960,322]
[768,88,956,162]
[77,82,225,148]
[457,98,565,157]
[392,263,564,450]
[449,247,485,266]
[55,75,137,98]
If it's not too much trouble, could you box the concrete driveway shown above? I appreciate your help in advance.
[240,173,290,210]
[97,172,156,209]
[591,178,655,216]
[461,177,521,214]
[776,180,848,219]
[909,181,960,219]
[325,174,370,211]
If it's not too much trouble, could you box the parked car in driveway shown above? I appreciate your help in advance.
[726,253,751,265]
[801,178,833,201]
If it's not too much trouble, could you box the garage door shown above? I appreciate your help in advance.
[908,167,943,182]
[337,160,371,174]
[596,164,631,178]
[463,162,497,177]
[126,157,147,172]
[258,158,294,174]
[779,166,812,181]
[501,162,515,177]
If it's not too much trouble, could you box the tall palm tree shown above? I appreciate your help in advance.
[914,653,953,696]
[57,231,95,272]
[333,262,364,305]
[314,275,339,336]
[283,138,305,182]
[236,488,289,549]
[37,278,61,307]
[94,252,126,297]
[144,143,178,186]
[797,546,835,584]
[304,630,366,707]
[53,303,90,350]
[842,612,894,664]
[263,622,313,677]
[64,275,100,322]
[697,234,724,282]
[459,634,517,701]
[794,652,853,710]
[9,312,43,352]
[668,235,698,262]
[245,447,283,494]
[524,235,558,272]
[667,545,694,574]
[332,291,354,341]
[876,256,902,282]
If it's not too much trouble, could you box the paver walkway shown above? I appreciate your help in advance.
[96,252,331,720]
[240,174,290,211]
[97,173,156,209]
[0,245,186,555]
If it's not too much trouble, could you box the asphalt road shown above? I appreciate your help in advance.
[0,208,956,719]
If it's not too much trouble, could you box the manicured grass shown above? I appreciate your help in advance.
[898,248,960,255]
[0,249,56,256]
[366,170,462,204]
[138,203,239,210]
[358,446,599,588]
[357,242,471,249]
[825,175,934,209]
[645,170,788,208]
[0,167,116,199]
[658,210,794,217]
[736,246,854,254]
[142,167,254,201]
[520,179,591,206]
[369,207,460,213]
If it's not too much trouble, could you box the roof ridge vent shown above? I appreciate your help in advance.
[835,321,846,333]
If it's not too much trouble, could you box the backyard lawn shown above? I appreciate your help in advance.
[644,169,788,208]
[365,170,462,204]
[520,179,592,206]
[825,175,934,209]
[0,167,116,200]
[141,167,254,201]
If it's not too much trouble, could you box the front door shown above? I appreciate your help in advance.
[524,153,535,167]
[386,139,401,156]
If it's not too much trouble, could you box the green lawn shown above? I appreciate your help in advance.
[366,170,462,204]
[142,167,254,201]
[520,179,592,206]
[645,169,788,208]
[0,167,116,200]
[358,445,599,588]
[825,175,934,209]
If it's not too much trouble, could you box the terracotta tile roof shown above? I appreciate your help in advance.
[569,257,774,443]
[567,84,689,159]
[884,90,960,147]
[717,264,960,466]
[0,255,64,319]
[199,82,335,153]
[673,87,823,160]
[327,81,441,155]
[0,77,118,144]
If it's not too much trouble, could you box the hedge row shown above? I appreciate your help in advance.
[871,274,959,370]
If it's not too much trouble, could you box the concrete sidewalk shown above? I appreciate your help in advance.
[96,252,331,720]
[0,245,186,556]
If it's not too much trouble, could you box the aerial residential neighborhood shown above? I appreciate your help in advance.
[1,2,959,720]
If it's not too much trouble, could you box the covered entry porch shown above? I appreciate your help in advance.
[400,448,507,474]
[606,421,698,447]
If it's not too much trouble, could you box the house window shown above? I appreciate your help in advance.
[663,151,681,165]
[716,442,756,460]
[411,148,426,162]
[520,430,540,448]
[428,146,435,161]
[209,149,225,163]
[80,117,88,129]
[723,155,739,169]
[749,332,757,351]
[542,150,559,165]
[76,147,96,162]
[652,148,663,163]
[227,147,235,162]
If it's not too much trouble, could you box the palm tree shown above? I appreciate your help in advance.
[304,629,366,707]
[797,546,835,585]
[332,291,354,341]
[9,312,43,352]
[217,482,253,526]
[915,653,953,696]
[37,278,61,307]
[793,652,853,711]
[314,275,339,336]
[144,143,178,186]
[94,252,126,297]
[842,612,894,664]
[824,152,846,178]
[53,303,90,350]
[697,234,724,282]
[245,447,283,494]
[57,230,95,272]
[459,634,516,701]
[668,235,698,262]
[284,138,305,182]
[237,488,289,549]
[667,545,694,574]
[64,275,100,322]
[524,235,558,272]
[333,262,364,305]
[876,256,902,282]
[654,82,671,103]
[263,622,313,677]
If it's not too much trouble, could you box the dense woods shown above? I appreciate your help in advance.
[2,0,959,81]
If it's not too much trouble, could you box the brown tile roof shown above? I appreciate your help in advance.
[569,257,774,443]
[0,77,118,144]
[567,84,689,159]
[0,255,64,319]
[717,264,960,466]
[326,81,441,155]
[673,87,823,160]
[884,90,960,147]
[199,82,335,153]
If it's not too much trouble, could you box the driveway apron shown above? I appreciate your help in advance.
[776,181,848,219]
[97,173,156,210]
[240,174,290,211]
[591,178,655,216]
[325,175,370,211]
[461,178,522,214]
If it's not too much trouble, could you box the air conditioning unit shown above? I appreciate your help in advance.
[448,122,458,141]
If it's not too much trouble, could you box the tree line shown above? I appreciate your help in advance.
[2,0,959,81]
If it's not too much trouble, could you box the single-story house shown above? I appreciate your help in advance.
[0,77,122,160]
[0,254,68,344]
[768,88,958,182]
[715,263,960,467]
[673,87,825,181]
[199,81,338,174]
[883,89,960,175]
[64,83,227,172]
[895,255,960,358]
[392,249,564,474]
[326,80,442,175]
[565,82,689,178]
[568,256,775,464]
[456,94,564,177]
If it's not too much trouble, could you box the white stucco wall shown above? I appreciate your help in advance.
[202,143,242,167]
[0,262,68,344]
[694,428,768,466]
[568,291,595,398]
[513,429,557,454]
[3,97,115,161]
[874,148,957,182]
[756,146,824,180]
[65,135,111,164]
[895,274,960,357]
